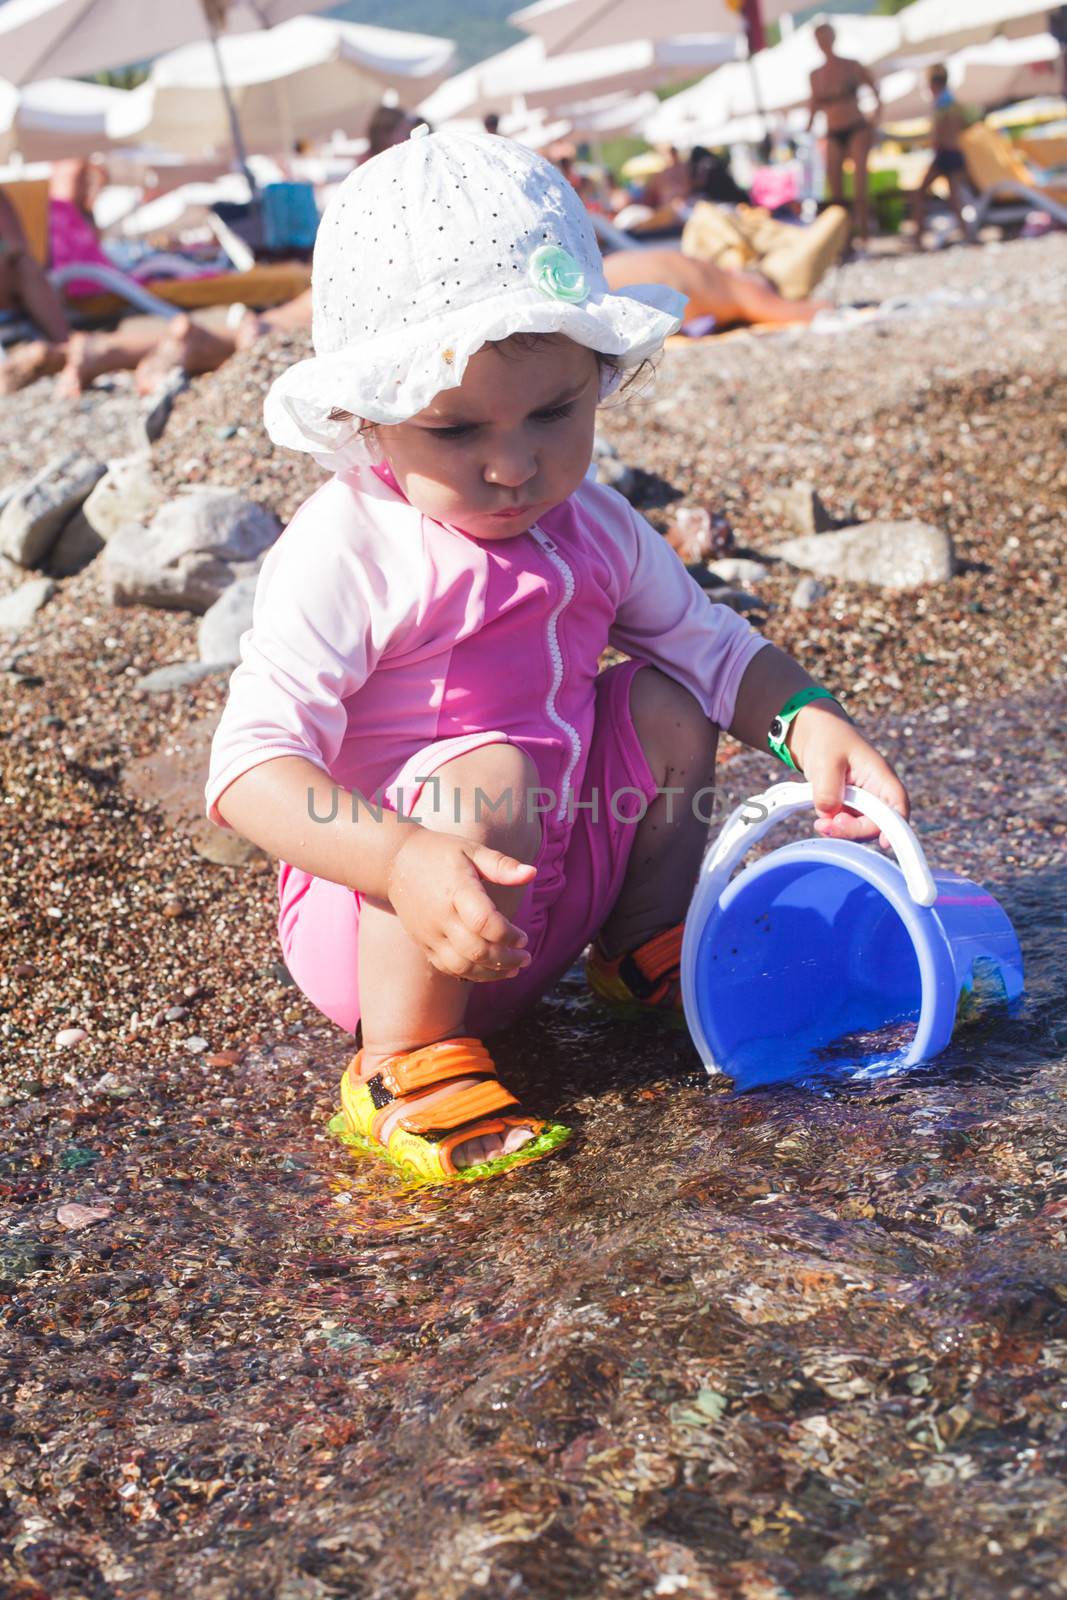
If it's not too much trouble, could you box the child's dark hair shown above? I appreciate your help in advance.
[927,63,949,89]
[328,332,654,432]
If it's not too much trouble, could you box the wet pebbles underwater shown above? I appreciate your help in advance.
[1,236,1066,1598]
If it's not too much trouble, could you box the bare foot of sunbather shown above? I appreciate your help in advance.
[134,313,238,395]
[0,339,66,395]
[56,330,152,397]
[234,309,269,350]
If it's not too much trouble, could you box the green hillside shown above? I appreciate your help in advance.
[325,0,524,69]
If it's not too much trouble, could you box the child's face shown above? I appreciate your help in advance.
[376,335,600,540]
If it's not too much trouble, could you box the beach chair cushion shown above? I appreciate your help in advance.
[962,123,1039,193]
[1,178,50,266]
[69,262,312,322]
[681,201,848,301]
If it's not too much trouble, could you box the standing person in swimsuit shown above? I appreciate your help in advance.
[807,22,881,248]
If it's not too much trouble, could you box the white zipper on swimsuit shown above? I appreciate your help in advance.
[528,524,581,822]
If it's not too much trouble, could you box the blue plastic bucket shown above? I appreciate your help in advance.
[681,782,1024,1089]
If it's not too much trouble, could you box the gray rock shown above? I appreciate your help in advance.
[595,454,636,498]
[686,563,726,589]
[135,660,230,693]
[46,510,104,578]
[708,557,769,586]
[141,367,189,444]
[790,575,828,610]
[766,479,835,537]
[0,454,106,567]
[189,822,267,867]
[0,576,57,634]
[771,520,954,590]
[198,574,257,664]
[81,454,161,543]
[101,489,280,612]
[708,587,769,613]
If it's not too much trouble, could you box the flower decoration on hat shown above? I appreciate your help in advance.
[528,243,589,305]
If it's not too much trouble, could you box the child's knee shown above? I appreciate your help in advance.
[410,741,542,860]
[630,667,717,778]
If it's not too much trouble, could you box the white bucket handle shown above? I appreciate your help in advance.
[701,781,937,909]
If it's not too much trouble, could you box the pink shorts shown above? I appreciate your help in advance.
[278,659,658,1038]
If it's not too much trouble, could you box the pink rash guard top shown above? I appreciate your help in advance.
[204,462,769,952]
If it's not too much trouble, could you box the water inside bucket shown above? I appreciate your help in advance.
[694,859,924,1089]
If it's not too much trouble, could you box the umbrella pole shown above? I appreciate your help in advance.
[205,16,259,200]
[742,0,768,145]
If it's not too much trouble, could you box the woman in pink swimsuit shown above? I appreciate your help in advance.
[205,128,909,1185]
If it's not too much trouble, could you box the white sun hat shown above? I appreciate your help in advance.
[263,124,686,460]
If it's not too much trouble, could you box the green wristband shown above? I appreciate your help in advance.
[767,686,839,771]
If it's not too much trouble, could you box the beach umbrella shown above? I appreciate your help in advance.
[960,32,1062,103]
[508,0,793,57]
[897,0,1057,58]
[419,32,739,124]
[644,14,903,146]
[0,0,348,193]
[106,16,456,156]
[553,89,662,139]
[0,74,123,160]
[0,0,336,82]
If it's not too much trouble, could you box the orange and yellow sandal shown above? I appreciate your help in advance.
[329,1035,572,1185]
[584,923,687,1026]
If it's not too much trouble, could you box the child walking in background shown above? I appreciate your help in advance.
[205,128,909,1185]
[911,65,970,247]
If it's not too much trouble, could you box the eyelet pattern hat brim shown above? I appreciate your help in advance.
[262,126,686,461]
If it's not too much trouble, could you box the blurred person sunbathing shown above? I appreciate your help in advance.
[0,187,72,393]
[640,144,693,210]
[1,159,228,397]
[603,248,828,329]
[6,239,829,400]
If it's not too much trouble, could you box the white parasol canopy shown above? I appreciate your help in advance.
[897,0,1059,57]
[419,32,740,124]
[0,75,123,160]
[644,14,903,146]
[0,0,353,192]
[509,0,793,56]
[0,0,347,83]
[558,89,662,139]
[106,15,456,155]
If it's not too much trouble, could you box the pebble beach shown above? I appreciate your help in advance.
[2,234,1066,1599]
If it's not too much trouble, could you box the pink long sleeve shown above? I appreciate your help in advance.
[605,496,769,730]
[204,478,421,829]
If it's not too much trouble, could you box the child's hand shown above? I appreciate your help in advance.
[386,828,536,983]
[789,703,910,850]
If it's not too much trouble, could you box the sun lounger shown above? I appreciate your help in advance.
[69,262,311,322]
[960,123,1067,232]
[1018,135,1067,172]
[3,174,49,264]
[589,212,640,253]
[1,173,311,330]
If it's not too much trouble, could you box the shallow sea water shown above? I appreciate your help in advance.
[4,686,1067,1600]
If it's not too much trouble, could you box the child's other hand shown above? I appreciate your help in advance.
[789,703,909,850]
[386,828,536,983]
